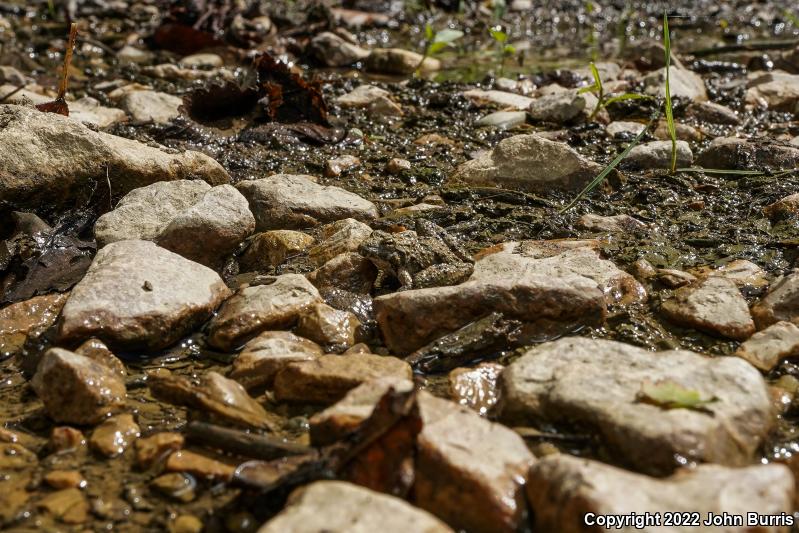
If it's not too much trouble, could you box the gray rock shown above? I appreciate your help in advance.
[626,140,693,170]
[528,89,598,123]
[335,85,403,117]
[230,331,323,390]
[746,72,799,111]
[364,48,440,75]
[575,213,648,233]
[179,53,223,68]
[451,134,608,193]
[310,32,370,67]
[606,120,646,137]
[117,45,153,64]
[697,137,799,171]
[95,181,254,267]
[309,376,414,445]
[58,240,231,351]
[474,111,527,130]
[689,259,769,289]
[32,348,126,425]
[644,67,708,101]
[68,97,128,128]
[499,337,774,475]
[258,481,454,533]
[462,89,534,110]
[237,174,378,231]
[414,392,535,533]
[0,65,28,86]
[207,274,322,351]
[735,321,799,372]
[660,276,755,340]
[273,353,412,405]
[0,104,229,209]
[687,101,740,125]
[121,90,183,124]
[374,256,606,354]
[752,270,799,329]
[471,240,646,306]
[527,455,794,533]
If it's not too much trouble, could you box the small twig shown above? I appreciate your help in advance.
[0,84,24,103]
[57,23,78,101]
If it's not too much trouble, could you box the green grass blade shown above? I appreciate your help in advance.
[559,113,658,213]
[602,93,653,106]
[663,12,677,174]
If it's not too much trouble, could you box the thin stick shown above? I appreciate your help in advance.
[57,23,78,101]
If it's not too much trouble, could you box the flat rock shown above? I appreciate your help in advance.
[237,174,378,231]
[0,292,67,355]
[258,481,454,533]
[527,455,794,533]
[207,274,321,351]
[325,155,361,177]
[273,353,413,405]
[179,53,223,68]
[472,240,646,306]
[687,101,740,125]
[0,86,126,128]
[660,276,755,340]
[528,89,598,123]
[625,140,693,170]
[374,247,606,354]
[606,120,646,137]
[310,32,370,67]
[364,48,440,75]
[474,110,527,130]
[335,85,403,117]
[31,348,126,425]
[499,337,774,474]
[752,270,799,329]
[765,193,799,220]
[240,230,315,271]
[121,90,182,124]
[735,321,799,372]
[414,392,535,533]
[697,137,799,171]
[95,180,254,267]
[166,450,235,481]
[644,66,708,101]
[307,218,373,267]
[135,432,185,468]
[451,134,607,193]
[309,376,414,445]
[58,240,231,351]
[462,89,534,110]
[89,413,140,457]
[0,104,229,209]
[575,213,647,233]
[149,370,272,430]
[689,259,769,290]
[230,331,324,390]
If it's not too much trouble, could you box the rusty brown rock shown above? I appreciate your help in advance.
[0,292,67,355]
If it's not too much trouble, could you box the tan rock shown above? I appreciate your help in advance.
[528,456,793,533]
[44,470,86,489]
[325,154,361,177]
[274,353,413,405]
[0,293,67,355]
[689,259,769,289]
[166,450,235,481]
[295,302,360,349]
[49,426,85,452]
[37,488,89,524]
[735,321,799,372]
[752,270,799,329]
[207,274,322,351]
[32,348,126,425]
[229,331,323,390]
[307,218,373,267]
[89,414,140,457]
[74,337,126,377]
[258,481,453,533]
[414,392,535,533]
[500,337,774,475]
[240,230,314,271]
[135,432,185,468]
[152,473,196,502]
[307,252,377,295]
[309,377,414,445]
[660,277,755,340]
[364,48,440,75]
[448,362,503,416]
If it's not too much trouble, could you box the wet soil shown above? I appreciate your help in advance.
[3,0,799,530]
